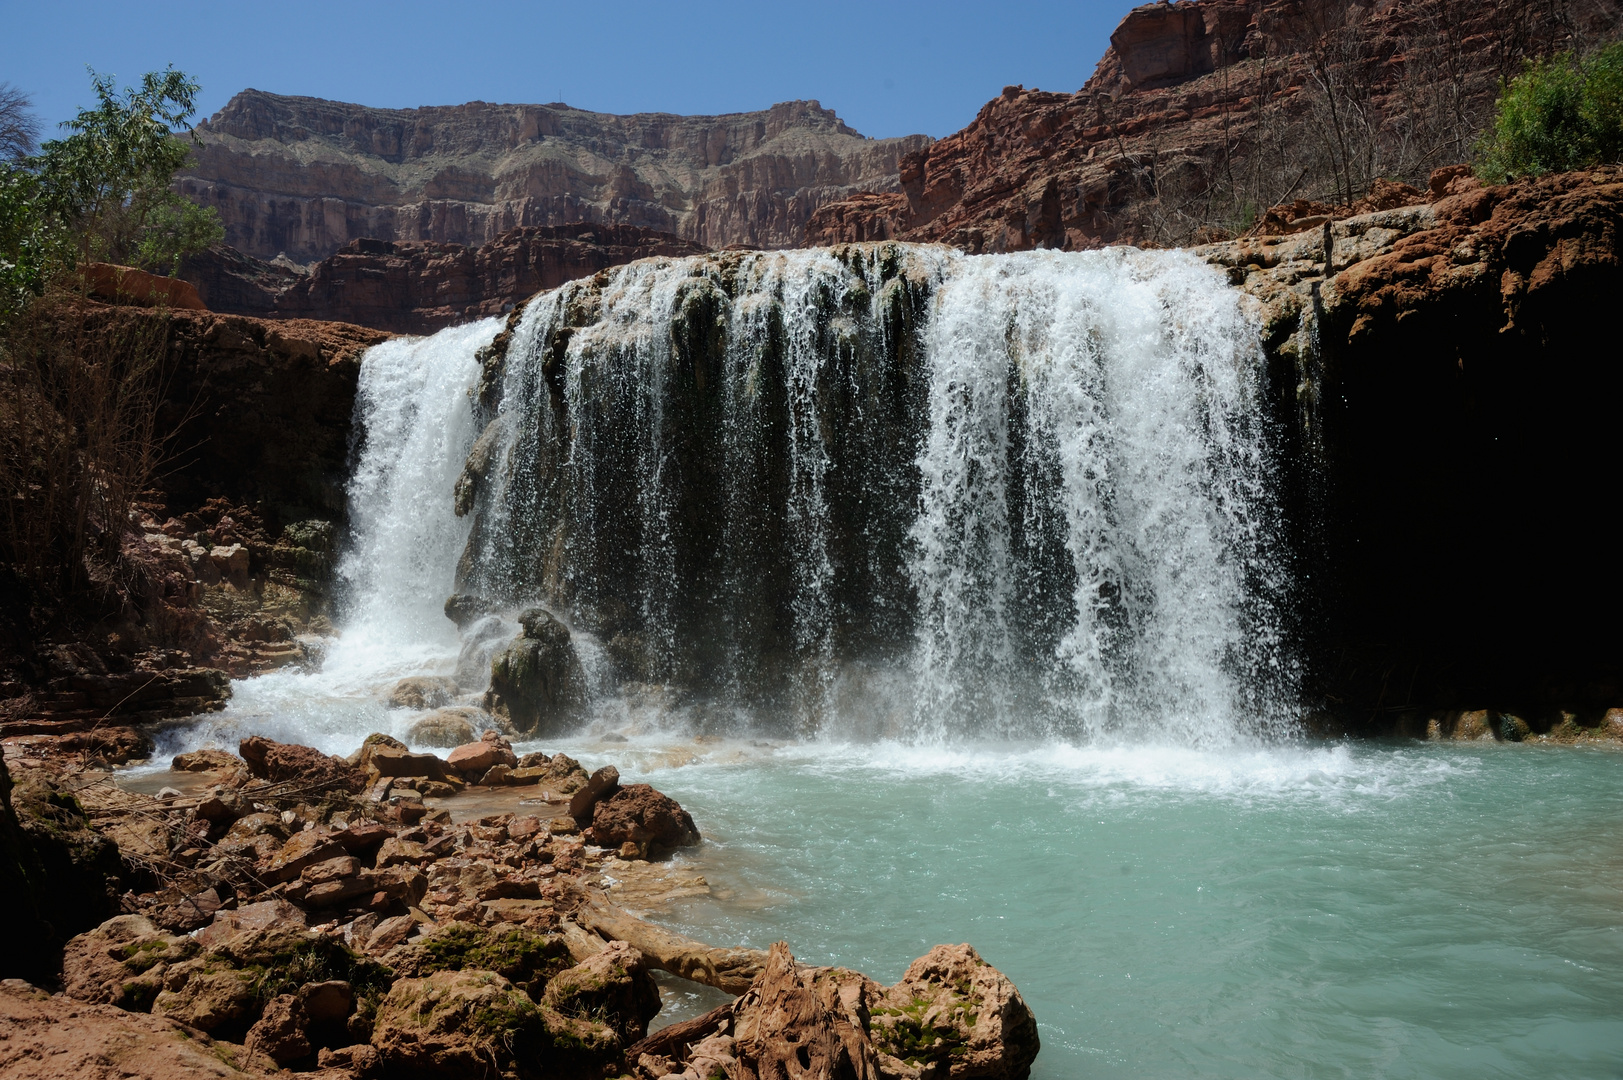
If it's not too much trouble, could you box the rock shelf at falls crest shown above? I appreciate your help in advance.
[358,242,1300,745]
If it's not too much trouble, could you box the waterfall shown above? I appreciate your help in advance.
[443,243,1293,741]
[329,318,503,680]
[909,250,1288,741]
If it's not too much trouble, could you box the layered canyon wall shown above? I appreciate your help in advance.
[176,92,931,263]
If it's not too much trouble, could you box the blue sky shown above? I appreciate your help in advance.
[2,1,1140,141]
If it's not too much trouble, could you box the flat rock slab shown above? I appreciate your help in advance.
[0,982,272,1079]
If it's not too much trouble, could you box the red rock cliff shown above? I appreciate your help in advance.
[186,224,709,335]
[807,0,1621,251]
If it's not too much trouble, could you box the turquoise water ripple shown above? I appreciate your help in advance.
[586,740,1623,1079]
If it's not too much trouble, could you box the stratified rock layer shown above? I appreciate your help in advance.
[178,91,931,262]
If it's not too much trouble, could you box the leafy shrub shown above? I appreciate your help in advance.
[1477,42,1623,182]
[0,67,222,326]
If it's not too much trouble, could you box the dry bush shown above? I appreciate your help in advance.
[1105,0,1621,245]
[0,289,176,612]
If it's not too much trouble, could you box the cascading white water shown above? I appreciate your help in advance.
[156,244,1292,752]
[909,249,1288,742]
[149,319,501,756]
[332,318,503,676]
[453,243,1292,741]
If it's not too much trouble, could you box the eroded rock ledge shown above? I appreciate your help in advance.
[0,303,390,737]
[1201,166,1623,729]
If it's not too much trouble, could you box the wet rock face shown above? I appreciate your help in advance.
[455,246,934,710]
[1199,166,1623,720]
[387,676,457,710]
[484,609,587,735]
[408,707,481,748]
[177,91,930,262]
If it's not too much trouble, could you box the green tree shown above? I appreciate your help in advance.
[0,85,54,316]
[1477,42,1623,182]
[0,67,223,323]
[36,66,223,274]
[0,167,69,317]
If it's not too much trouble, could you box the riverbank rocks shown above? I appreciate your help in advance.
[567,764,620,820]
[408,707,482,747]
[484,608,587,735]
[446,731,519,779]
[627,941,1038,1080]
[28,736,1039,1079]
[172,748,249,776]
[585,783,702,857]
[353,737,460,788]
[239,736,365,793]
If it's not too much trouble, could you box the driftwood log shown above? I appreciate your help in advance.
[558,884,768,994]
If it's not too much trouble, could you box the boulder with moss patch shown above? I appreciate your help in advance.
[868,943,1039,1080]
[392,922,572,1000]
[541,940,662,1048]
[371,969,552,1078]
[60,914,201,1012]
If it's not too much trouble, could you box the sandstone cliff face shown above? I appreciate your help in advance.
[178,92,931,262]
[186,224,709,335]
[806,0,1621,252]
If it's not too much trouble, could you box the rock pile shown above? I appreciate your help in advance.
[625,941,1040,1080]
[0,733,1040,1079]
